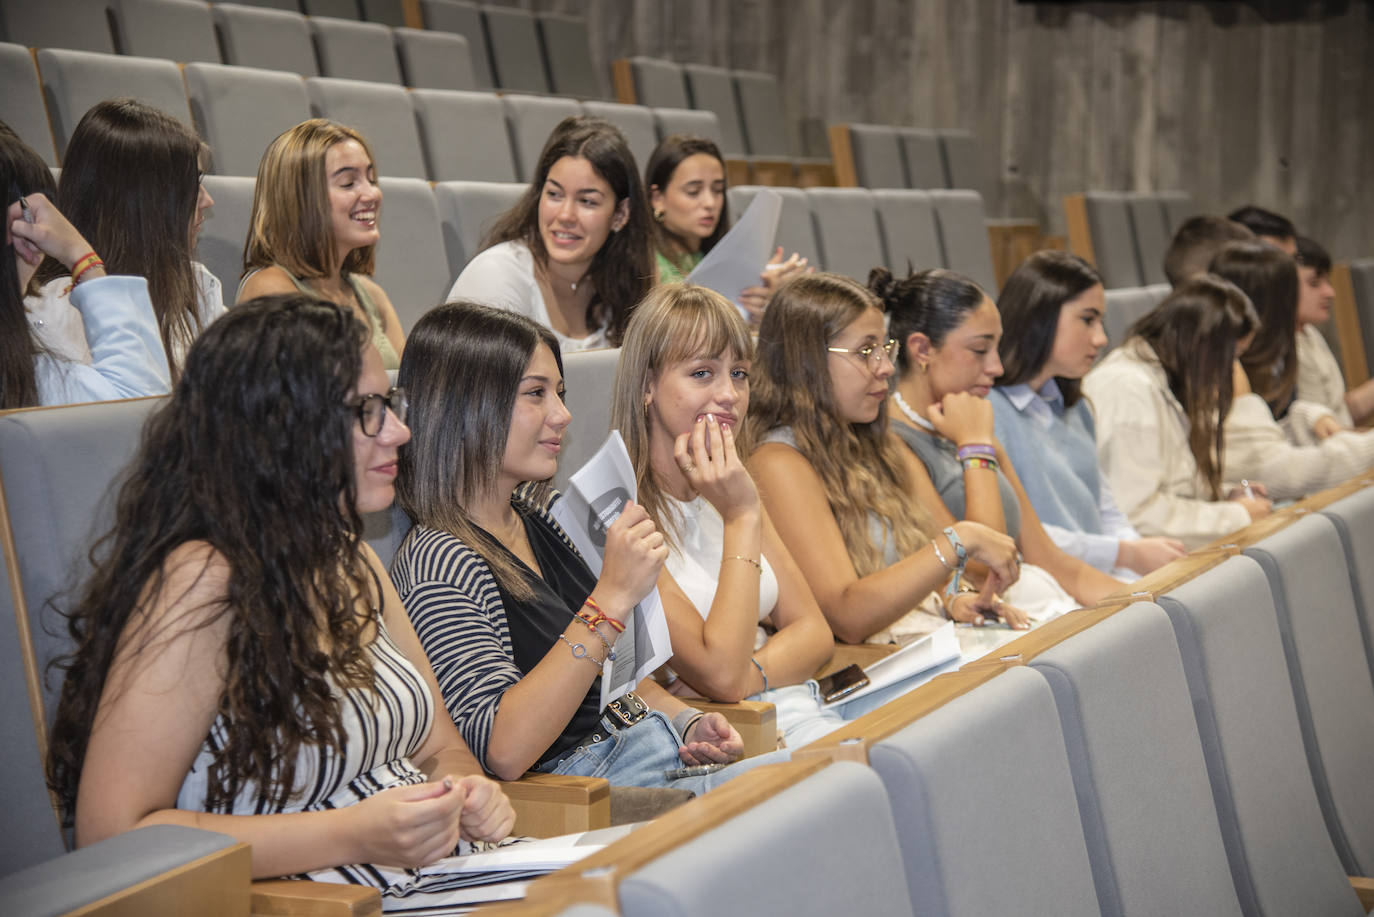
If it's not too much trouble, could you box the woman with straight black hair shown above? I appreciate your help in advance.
[47,295,513,903]
[992,251,1186,577]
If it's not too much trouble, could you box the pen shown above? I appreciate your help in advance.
[1240,479,1255,499]
[10,181,33,224]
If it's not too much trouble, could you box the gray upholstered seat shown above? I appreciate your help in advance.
[896,128,945,189]
[433,179,527,277]
[184,62,311,177]
[110,0,221,64]
[394,27,476,91]
[554,347,621,493]
[311,16,402,85]
[844,124,906,189]
[212,3,319,76]
[481,4,548,94]
[733,69,793,159]
[927,189,997,294]
[373,176,451,333]
[1127,192,1171,286]
[419,0,493,88]
[651,107,723,147]
[1349,258,1374,370]
[306,76,427,178]
[805,187,884,282]
[728,185,820,269]
[359,0,406,27]
[626,56,689,109]
[35,48,192,159]
[301,0,361,18]
[617,762,916,917]
[0,0,114,54]
[538,12,605,100]
[1030,602,1244,916]
[1101,284,1169,355]
[502,94,583,182]
[1157,556,1365,915]
[1243,514,1374,876]
[1082,191,1144,289]
[410,88,515,182]
[197,174,255,298]
[868,666,1099,917]
[0,42,57,166]
[1157,189,1194,233]
[936,129,984,195]
[871,189,943,274]
[1320,486,1374,685]
[683,63,747,157]
[581,101,656,172]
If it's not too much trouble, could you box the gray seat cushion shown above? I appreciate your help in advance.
[410,88,516,183]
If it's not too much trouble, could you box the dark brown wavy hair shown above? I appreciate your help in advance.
[1207,241,1300,418]
[47,295,377,820]
[0,119,58,408]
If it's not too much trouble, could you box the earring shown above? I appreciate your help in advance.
[653,209,664,223]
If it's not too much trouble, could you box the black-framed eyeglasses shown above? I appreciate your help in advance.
[351,387,407,437]
[827,338,900,370]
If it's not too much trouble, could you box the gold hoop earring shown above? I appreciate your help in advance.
[653,209,664,223]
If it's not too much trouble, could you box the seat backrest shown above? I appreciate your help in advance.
[481,4,548,94]
[306,76,427,178]
[651,107,722,148]
[1127,192,1170,286]
[419,0,493,88]
[627,56,688,109]
[372,176,451,333]
[580,101,656,174]
[554,348,621,492]
[1082,191,1144,289]
[410,88,515,183]
[311,16,402,85]
[1158,556,1365,916]
[1319,486,1374,686]
[1243,514,1374,875]
[184,62,311,177]
[871,189,942,273]
[393,27,475,91]
[844,124,905,189]
[804,187,883,282]
[682,63,746,157]
[927,189,997,294]
[936,129,984,195]
[896,128,944,189]
[869,666,1099,917]
[221,0,297,8]
[111,0,220,64]
[1349,258,1374,370]
[363,501,412,568]
[617,762,915,917]
[732,69,792,158]
[0,0,114,54]
[502,94,583,183]
[1156,189,1194,234]
[359,0,405,27]
[212,3,319,77]
[729,185,820,269]
[538,12,604,100]
[35,48,192,159]
[0,42,58,167]
[432,179,527,278]
[1101,284,1169,354]
[1030,602,1243,917]
[197,174,255,298]
[301,0,361,18]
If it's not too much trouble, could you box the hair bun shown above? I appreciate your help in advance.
[867,267,895,302]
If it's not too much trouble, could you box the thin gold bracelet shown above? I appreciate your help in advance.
[727,554,762,572]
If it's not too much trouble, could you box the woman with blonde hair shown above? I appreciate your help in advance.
[240,119,405,368]
[745,272,1025,643]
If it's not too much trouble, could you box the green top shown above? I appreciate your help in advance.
[655,248,704,285]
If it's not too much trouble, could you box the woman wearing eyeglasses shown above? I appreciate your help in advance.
[48,296,514,904]
[868,268,1122,615]
[745,272,1025,644]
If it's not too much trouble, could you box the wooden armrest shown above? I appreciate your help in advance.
[1105,546,1236,602]
[827,123,857,186]
[1292,474,1374,513]
[692,699,778,757]
[747,159,795,186]
[75,839,252,917]
[814,641,897,679]
[961,600,1134,668]
[1350,875,1374,912]
[500,773,610,838]
[251,879,381,917]
[1331,263,1370,387]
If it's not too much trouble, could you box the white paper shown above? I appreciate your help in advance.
[551,431,675,709]
[685,189,783,318]
[822,621,961,707]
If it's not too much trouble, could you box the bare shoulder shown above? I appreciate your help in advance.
[237,265,297,302]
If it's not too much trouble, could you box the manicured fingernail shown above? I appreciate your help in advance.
[442,777,453,791]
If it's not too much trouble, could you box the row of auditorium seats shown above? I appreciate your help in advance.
[828,122,987,199]
[0,39,700,181]
[0,0,606,99]
[1064,189,1196,288]
[497,479,1374,915]
[193,172,1001,337]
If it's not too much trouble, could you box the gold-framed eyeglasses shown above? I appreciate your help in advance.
[827,338,900,370]
[351,387,408,437]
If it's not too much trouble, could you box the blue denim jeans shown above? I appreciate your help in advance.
[534,709,790,795]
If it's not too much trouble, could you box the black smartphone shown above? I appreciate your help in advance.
[816,663,870,703]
